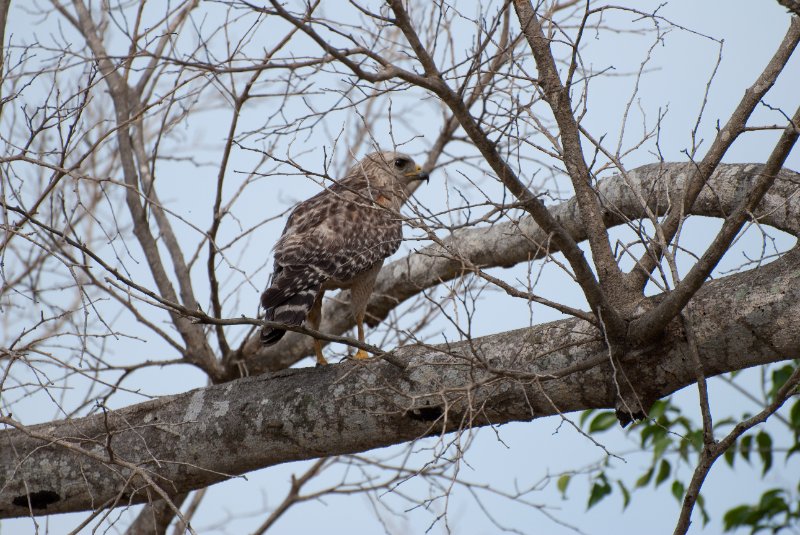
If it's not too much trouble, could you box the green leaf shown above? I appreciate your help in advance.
[648,399,668,420]
[786,442,800,460]
[769,365,795,398]
[686,430,703,453]
[588,411,618,433]
[675,415,693,435]
[678,437,689,461]
[697,493,710,526]
[642,424,667,449]
[723,505,753,531]
[635,467,653,488]
[790,399,800,432]
[715,416,737,427]
[671,480,685,503]
[557,474,571,497]
[722,488,798,533]
[653,434,672,460]
[587,476,612,510]
[724,446,736,467]
[757,488,788,513]
[640,424,656,448]
[617,480,630,510]
[740,434,753,462]
[655,459,671,487]
[756,431,773,475]
[580,409,596,428]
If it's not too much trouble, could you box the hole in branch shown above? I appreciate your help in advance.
[12,490,61,509]
[406,406,444,422]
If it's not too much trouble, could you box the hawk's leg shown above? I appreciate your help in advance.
[350,263,383,361]
[307,290,328,366]
[353,312,369,360]
[313,340,327,366]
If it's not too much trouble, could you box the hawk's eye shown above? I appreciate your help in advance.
[394,158,409,169]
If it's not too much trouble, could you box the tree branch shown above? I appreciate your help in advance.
[513,0,628,310]
[672,363,800,535]
[627,15,800,292]
[63,0,219,375]
[776,0,800,16]
[124,493,188,535]
[3,239,799,518]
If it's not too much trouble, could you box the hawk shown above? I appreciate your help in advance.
[260,151,429,365]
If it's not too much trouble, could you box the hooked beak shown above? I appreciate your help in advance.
[406,164,429,182]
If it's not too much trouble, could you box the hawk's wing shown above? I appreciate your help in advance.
[260,184,402,322]
[279,192,401,277]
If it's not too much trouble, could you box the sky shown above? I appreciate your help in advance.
[1,0,799,534]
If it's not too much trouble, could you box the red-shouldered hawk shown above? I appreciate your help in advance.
[260,151,429,365]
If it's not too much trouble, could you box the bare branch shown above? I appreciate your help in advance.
[513,0,629,312]
[627,16,800,293]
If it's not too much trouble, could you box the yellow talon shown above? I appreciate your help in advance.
[353,349,370,360]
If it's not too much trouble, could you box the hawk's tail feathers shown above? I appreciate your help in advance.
[260,285,319,346]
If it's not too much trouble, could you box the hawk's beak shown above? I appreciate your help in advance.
[406,165,429,182]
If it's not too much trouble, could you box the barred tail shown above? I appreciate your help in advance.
[260,268,322,345]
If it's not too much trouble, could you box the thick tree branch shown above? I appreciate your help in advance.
[3,236,799,517]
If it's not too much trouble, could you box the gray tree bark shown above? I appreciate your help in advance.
[2,162,799,518]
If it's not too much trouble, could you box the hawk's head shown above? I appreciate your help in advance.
[352,151,429,208]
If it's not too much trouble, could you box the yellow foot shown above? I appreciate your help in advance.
[352,349,370,360]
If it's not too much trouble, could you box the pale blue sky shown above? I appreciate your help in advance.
[2,1,799,534]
